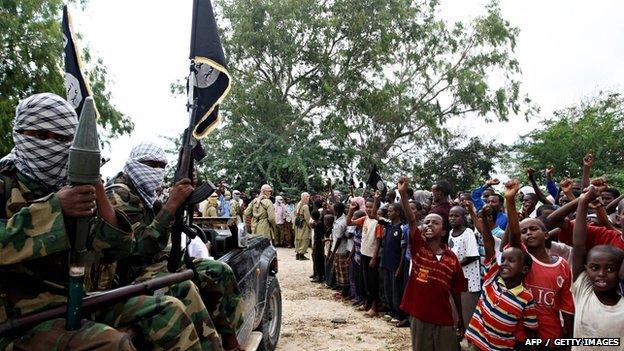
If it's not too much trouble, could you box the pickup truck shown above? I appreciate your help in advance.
[194,217,282,351]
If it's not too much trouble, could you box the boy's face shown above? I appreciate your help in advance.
[520,218,547,249]
[585,250,621,292]
[365,201,374,218]
[448,207,464,228]
[409,203,422,221]
[522,194,538,213]
[388,205,399,221]
[500,247,529,280]
[423,214,444,239]
[486,195,502,211]
[601,191,615,207]
[431,185,443,202]
[482,188,495,200]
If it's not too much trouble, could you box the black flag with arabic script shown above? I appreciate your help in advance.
[62,5,97,119]
[189,0,231,139]
[366,164,387,199]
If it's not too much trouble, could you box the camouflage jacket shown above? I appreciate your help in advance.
[106,173,174,283]
[0,164,133,321]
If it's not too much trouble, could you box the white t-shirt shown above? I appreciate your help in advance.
[571,272,624,351]
[448,227,481,292]
[359,217,379,257]
[331,215,349,254]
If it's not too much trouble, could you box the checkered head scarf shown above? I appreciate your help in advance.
[3,93,78,190]
[124,142,167,208]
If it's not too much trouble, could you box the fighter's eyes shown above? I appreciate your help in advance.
[18,130,73,143]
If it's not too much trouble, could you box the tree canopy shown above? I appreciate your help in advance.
[186,0,532,191]
[514,92,624,188]
[0,0,133,155]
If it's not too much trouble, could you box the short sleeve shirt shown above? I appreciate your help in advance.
[466,258,538,350]
[400,226,467,325]
[449,227,481,292]
[571,272,624,350]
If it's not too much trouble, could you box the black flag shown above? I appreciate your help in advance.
[366,164,387,198]
[62,6,97,119]
[189,0,231,138]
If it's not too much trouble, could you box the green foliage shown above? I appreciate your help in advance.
[0,0,133,155]
[176,0,531,189]
[412,137,506,192]
[514,92,624,186]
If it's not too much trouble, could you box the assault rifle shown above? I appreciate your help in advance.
[167,67,216,273]
[0,269,194,336]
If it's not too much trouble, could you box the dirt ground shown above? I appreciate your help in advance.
[274,247,411,351]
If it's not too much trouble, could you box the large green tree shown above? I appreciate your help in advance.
[412,136,506,192]
[0,0,133,155]
[514,92,624,187]
[184,0,532,190]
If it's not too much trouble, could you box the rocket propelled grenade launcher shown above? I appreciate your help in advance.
[65,97,100,330]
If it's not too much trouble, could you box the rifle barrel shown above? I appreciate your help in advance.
[0,270,194,336]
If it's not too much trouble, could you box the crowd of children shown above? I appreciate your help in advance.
[302,153,624,351]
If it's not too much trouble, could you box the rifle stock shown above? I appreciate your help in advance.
[0,270,194,336]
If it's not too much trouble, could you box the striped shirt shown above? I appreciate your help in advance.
[466,258,538,351]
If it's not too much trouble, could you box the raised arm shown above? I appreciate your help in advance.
[463,199,483,234]
[572,187,594,281]
[581,152,593,189]
[346,202,357,226]
[504,179,522,248]
[480,206,496,260]
[545,195,579,229]
[398,177,416,228]
[371,190,381,220]
[545,166,559,200]
[471,178,499,211]
[606,194,624,213]
[527,168,552,205]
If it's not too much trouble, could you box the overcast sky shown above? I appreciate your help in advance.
[70,0,624,177]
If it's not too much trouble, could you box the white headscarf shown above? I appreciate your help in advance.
[123,142,167,208]
[2,93,77,190]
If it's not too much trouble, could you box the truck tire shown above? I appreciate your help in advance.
[257,276,282,350]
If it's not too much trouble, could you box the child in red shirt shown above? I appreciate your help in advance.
[503,179,574,342]
[398,177,466,351]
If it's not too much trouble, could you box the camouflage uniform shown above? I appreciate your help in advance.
[0,165,202,351]
[106,173,243,348]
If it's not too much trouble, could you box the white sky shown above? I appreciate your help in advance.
[70,0,624,178]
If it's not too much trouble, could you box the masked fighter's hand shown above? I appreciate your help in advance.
[58,185,97,217]
[164,178,194,213]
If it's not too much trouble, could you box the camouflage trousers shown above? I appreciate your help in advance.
[139,259,243,336]
[0,294,202,351]
[97,294,203,351]
[0,318,135,351]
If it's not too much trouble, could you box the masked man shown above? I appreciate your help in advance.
[0,93,202,350]
[107,142,243,351]
[243,184,276,240]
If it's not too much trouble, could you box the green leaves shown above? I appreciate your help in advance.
[0,0,132,156]
[514,92,624,186]
[179,0,530,192]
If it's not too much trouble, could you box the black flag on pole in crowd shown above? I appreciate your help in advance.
[367,164,387,198]
[189,0,231,138]
[62,5,97,119]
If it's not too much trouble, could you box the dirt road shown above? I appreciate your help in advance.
[274,247,411,351]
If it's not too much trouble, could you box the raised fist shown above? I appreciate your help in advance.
[503,179,520,200]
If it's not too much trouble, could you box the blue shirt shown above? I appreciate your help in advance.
[381,222,409,270]
[471,185,508,230]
